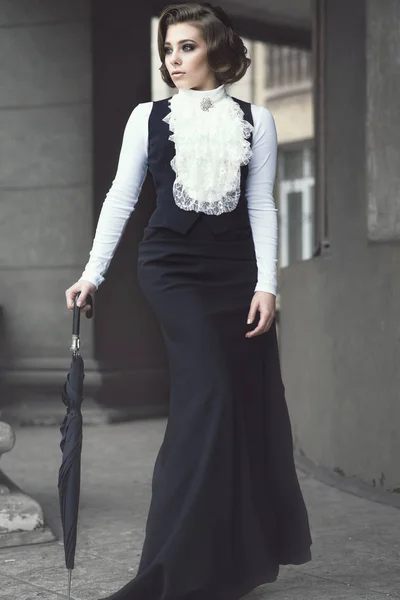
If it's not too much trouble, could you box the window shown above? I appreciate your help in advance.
[266,44,312,90]
[277,145,315,268]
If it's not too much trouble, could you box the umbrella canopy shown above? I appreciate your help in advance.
[58,293,93,598]
[58,352,84,570]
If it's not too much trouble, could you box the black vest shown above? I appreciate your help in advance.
[147,97,253,234]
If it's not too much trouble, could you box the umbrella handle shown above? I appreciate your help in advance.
[72,293,93,336]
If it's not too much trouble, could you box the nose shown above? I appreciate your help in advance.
[169,49,181,66]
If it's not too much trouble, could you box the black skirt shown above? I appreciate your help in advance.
[103,219,312,600]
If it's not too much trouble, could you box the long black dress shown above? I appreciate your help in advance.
[102,96,312,600]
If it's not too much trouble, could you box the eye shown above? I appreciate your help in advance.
[164,44,195,54]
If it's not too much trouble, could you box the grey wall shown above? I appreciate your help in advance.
[366,0,400,241]
[279,0,400,491]
[0,1,94,366]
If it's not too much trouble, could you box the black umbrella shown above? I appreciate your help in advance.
[58,292,93,599]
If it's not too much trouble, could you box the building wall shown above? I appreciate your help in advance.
[267,87,313,144]
[366,0,400,242]
[0,1,94,368]
[262,43,313,143]
[279,0,400,491]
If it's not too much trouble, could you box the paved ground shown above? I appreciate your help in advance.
[0,419,399,600]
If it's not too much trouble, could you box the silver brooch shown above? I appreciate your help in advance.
[200,97,213,112]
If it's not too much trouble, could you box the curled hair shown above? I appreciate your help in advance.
[158,2,251,88]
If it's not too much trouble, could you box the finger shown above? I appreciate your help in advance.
[66,288,84,310]
[247,300,259,324]
[246,314,269,338]
[80,303,92,313]
[65,290,77,310]
[76,292,87,307]
[264,315,275,332]
[260,311,273,330]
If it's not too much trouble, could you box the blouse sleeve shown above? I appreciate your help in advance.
[246,105,278,296]
[80,102,152,288]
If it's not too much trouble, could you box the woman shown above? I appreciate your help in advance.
[65,3,312,599]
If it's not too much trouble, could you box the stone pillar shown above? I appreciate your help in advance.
[0,0,100,420]
[366,0,400,241]
[91,1,169,414]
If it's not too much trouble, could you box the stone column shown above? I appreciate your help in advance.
[366,0,400,241]
[0,0,100,421]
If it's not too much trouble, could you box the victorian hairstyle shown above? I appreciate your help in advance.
[158,2,251,87]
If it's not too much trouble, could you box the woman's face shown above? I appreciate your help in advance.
[163,22,219,91]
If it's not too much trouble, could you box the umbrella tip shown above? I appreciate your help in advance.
[68,569,72,599]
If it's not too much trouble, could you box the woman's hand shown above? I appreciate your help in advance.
[65,280,97,313]
[246,291,276,338]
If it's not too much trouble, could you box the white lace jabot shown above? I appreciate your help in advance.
[163,84,254,215]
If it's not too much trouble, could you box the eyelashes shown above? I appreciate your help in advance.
[164,44,195,54]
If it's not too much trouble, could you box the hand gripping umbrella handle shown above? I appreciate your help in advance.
[71,292,93,355]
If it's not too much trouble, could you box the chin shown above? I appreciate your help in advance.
[174,81,192,90]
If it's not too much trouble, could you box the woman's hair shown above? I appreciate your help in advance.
[158,2,251,88]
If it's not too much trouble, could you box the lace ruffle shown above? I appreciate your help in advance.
[163,91,253,215]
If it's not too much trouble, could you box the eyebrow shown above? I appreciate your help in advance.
[164,39,197,46]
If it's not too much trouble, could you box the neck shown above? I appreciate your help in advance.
[191,80,221,91]
[177,83,226,98]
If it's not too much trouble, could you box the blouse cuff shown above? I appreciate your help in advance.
[79,273,102,290]
[254,281,277,296]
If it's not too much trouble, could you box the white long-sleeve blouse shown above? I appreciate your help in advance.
[80,100,278,296]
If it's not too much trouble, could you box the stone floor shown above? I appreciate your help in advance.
[0,419,399,600]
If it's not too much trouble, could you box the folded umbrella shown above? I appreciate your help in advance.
[58,292,93,599]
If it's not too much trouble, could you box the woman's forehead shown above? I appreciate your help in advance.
[165,23,202,43]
